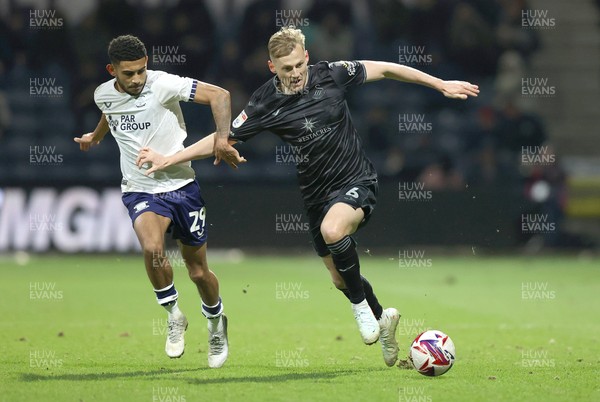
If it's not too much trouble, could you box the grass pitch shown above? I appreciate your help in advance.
[0,252,598,401]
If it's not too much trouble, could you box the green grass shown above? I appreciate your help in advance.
[1,253,599,402]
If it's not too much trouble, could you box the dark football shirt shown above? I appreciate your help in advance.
[230,60,377,206]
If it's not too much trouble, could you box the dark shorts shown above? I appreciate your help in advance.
[122,180,207,247]
[306,180,378,257]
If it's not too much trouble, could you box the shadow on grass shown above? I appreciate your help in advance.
[19,368,199,382]
[185,368,373,385]
[20,367,384,384]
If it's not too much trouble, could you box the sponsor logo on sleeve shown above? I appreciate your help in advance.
[329,61,356,76]
[232,110,248,128]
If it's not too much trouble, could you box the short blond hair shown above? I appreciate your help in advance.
[268,26,306,59]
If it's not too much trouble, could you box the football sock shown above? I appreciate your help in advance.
[154,283,178,306]
[163,301,181,316]
[361,276,383,320]
[202,297,223,319]
[327,236,365,304]
[338,276,383,320]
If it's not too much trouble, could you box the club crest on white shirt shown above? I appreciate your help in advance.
[135,95,146,108]
[107,116,118,131]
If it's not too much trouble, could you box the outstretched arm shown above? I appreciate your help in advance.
[136,133,245,175]
[191,81,239,166]
[361,61,479,99]
[73,114,109,151]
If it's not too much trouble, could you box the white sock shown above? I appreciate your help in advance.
[207,315,221,331]
[163,301,182,316]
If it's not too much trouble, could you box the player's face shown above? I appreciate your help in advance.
[107,57,148,96]
[269,44,309,94]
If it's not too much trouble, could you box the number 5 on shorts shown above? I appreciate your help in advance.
[189,207,206,235]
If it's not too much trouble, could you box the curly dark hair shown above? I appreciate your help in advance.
[108,35,147,64]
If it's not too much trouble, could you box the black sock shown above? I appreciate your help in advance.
[339,288,352,300]
[338,276,383,319]
[327,236,364,304]
[361,276,383,320]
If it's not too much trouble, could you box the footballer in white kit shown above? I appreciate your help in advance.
[94,69,196,194]
[74,35,244,368]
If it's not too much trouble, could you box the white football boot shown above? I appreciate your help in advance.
[351,299,380,345]
[378,308,400,367]
[207,315,229,368]
[165,313,188,358]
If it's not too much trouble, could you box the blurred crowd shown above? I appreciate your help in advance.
[0,0,556,194]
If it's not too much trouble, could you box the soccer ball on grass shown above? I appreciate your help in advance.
[409,329,455,376]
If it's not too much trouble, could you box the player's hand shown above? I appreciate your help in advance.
[136,147,169,175]
[440,81,479,100]
[214,139,247,169]
[73,133,100,151]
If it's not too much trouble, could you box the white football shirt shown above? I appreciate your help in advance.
[94,70,198,193]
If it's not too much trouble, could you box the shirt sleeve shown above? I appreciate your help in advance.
[93,83,110,112]
[93,86,102,110]
[327,60,366,90]
[229,93,264,143]
[152,73,198,105]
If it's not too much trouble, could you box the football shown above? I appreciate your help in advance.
[409,329,455,376]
